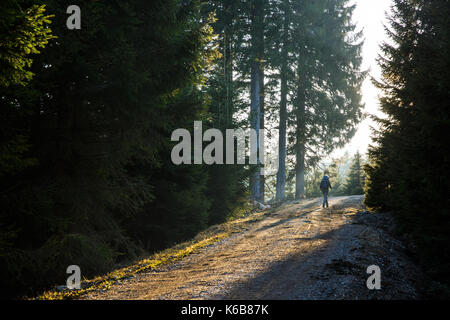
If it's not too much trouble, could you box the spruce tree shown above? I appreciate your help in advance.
[364,0,450,296]
[0,1,54,181]
[343,151,364,195]
[270,0,293,202]
[249,0,265,202]
[281,0,365,199]
[0,0,216,298]
[202,0,249,224]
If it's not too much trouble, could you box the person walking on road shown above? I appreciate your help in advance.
[320,173,332,208]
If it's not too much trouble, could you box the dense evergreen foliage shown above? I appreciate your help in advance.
[343,151,365,195]
[364,0,450,298]
[0,1,54,87]
[0,0,223,299]
[267,0,365,200]
[202,0,252,223]
[0,0,369,298]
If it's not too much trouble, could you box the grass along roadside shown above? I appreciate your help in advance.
[35,204,276,300]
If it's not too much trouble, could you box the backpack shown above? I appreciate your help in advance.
[320,176,329,191]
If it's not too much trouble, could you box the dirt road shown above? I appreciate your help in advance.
[82,195,421,300]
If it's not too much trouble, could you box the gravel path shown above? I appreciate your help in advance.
[82,195,421,300]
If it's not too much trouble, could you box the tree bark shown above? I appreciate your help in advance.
[250,0,264,202]
[295,139,305,199]
[276,1,289,202]
[258,18,265,203]
[224,2,233,126]
[250,59,261,200]
[295,79,306,200]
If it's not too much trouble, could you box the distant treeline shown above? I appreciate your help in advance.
[364,0,450,298]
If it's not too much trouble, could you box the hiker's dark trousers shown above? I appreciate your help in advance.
[322,191,329,208]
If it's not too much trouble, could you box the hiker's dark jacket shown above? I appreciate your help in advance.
[320,176,332,192]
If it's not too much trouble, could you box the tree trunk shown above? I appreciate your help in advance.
[276,70,288,201]
[250,59,261,200]
[295,80,306,200]
[259,22,265,203]
[295,140,305,199]
[276,2,289,202]
[250,0,264,202]
[224,3,233,126]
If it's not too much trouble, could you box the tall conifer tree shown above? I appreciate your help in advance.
[364,0,450,296]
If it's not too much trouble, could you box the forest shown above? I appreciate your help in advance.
[0,0,448,299]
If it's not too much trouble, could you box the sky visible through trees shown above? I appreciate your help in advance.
[330,0,392,159]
